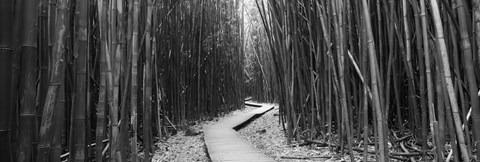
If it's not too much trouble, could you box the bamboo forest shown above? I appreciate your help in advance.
[2,0,480,161]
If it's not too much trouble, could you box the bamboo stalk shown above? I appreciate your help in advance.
[96,0,108,161]
[50,82,65,162]
[108,0,120,160]
[475,0,480,72]
[38,0,50,141]
[419,0,442,160]
[361,0,388,161]
[143,0,153,161]
[334,1,354,160]
[0,0,14,160]
[430,0,470,160]
[36,0,72,161]
[17,0,39,161]
[118,0,129,161]
[69,0,88,161]
[456,0,480,158]
[130,0,140,161]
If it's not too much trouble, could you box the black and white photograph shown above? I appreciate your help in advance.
[0,0,480,161]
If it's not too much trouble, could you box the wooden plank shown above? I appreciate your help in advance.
[204,103,275,162]
[245,101,263,107]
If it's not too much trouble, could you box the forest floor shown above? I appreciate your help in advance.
[151,104,381,162]
[152,106,257,162]
[238,106,378,162]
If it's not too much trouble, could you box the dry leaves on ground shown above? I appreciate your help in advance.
[152,105,257,162]
[238,106,376,162]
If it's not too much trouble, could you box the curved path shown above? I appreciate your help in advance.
[204,102,275,162]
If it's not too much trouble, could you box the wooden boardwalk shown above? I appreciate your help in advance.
[204,102,275,162]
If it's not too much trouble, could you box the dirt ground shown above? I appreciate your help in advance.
[152,106,257,162]
[238,107,377,162]
[152,105,382,162]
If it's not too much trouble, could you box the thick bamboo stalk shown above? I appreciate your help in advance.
[118,0,129,161]
[16,0,39,161]
[420,0,441,160]
[36,0,72,161]
[69,0,88,161]
[38,0,50,138]
[359,3,370,161]
[442,74,460,162]
[130,0,140,161]
[95,0,108,161]
[108,0,120,160]
[456,0,480,158]
[9,1,23,160]
[151,2,161,141]
[0,0,13,160]
[430,0,470,160]
[50,82,65,162]
[143,0,153,161]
